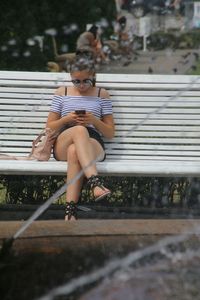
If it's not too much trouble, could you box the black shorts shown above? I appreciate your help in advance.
[53,125,106,161]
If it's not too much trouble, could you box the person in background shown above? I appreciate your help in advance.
[46,56,115,221]
[76,30,96,58]
[114,16,134,61]
[169,0,182,17]
[76,24,107,64]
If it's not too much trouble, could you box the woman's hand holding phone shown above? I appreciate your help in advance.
[75,110,86,125]
[75,110,86,115]
[74,110,96,126]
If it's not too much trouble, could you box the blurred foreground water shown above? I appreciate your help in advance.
[1,231,200,300]
[80,237,200,300]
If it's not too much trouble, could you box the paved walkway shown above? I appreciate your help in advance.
[101,48,200,74]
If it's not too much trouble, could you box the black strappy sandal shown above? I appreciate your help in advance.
[87,175,111,202]
[65,201,78,220]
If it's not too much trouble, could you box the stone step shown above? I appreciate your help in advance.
[0,219,200,254]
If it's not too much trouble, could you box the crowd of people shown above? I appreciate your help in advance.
[47,16,136,72]
[47,0,185,72]
[75,19,135,67]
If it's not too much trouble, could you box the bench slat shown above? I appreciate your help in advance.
[1,150,200,160]
[2,149,200,157]
[113,108,200,114]
[2,97,197,105]
[114,113,200,120]
[115,125,200,131]
[1,80,200,90]
[2,118,200,126]
[5,124,200,133]
[1,70,199,82]
[1,114,200,123]
[1,159,200,176]
[106,155,200,161]
[3,87,200,97]
[1,130,200,139]
[2,143,200,151]
[1,136,200,145]
[110,90,200,96]
[2,105,200,115]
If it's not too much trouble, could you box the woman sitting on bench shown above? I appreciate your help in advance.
[46,56,115,220]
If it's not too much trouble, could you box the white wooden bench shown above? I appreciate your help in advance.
[1,70,200,177]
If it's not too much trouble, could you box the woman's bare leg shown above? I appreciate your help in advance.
[64,144,84,220]
[66,143,84,203]
[54,126,104,177]
[54,126,110,219]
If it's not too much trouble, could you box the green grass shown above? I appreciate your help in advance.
[0,184,6,204]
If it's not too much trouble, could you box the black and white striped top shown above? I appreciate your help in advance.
[50,95,113,119]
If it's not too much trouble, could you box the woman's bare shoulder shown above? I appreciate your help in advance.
[99,88,110,99]
[54,86,67,96]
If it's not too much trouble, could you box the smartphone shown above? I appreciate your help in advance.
[75,110,86,115]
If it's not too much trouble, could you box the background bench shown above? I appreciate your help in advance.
[1,71,200,177]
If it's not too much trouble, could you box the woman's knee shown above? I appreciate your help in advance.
[72,125,89,138]
[67,144,79,162]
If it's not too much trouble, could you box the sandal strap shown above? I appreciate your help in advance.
[86,175,110,202]
[87,175,106,190]
[65,201,77,220]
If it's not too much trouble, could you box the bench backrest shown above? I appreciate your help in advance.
[1,71,200,161]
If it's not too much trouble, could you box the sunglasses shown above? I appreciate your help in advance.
[71,78,94,87]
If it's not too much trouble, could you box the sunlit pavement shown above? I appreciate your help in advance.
[102,48,200,74]
[100,9,199,74]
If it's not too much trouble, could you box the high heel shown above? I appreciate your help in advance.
[87,175,111,201]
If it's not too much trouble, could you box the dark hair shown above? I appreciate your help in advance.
[118,16,127,30]
[118,16,126,25]
[88,25,98,39]
[69,55,96,74]
[75,49,95,59]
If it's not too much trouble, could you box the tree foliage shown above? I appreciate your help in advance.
[0,0,116,71]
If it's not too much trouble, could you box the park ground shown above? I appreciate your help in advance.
[100,48,200,75]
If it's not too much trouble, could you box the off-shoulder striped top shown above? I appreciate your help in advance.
[50,94,113,132]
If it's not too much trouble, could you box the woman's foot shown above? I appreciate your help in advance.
[87,175,111,202]
[93,185,111,201]
[65,215,76,221]
[65,201,77,221]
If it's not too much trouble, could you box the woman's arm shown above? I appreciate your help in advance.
[93,114,115,139]
[46,86,77,131]
[97,88,115,139]
[84,88,115,139]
